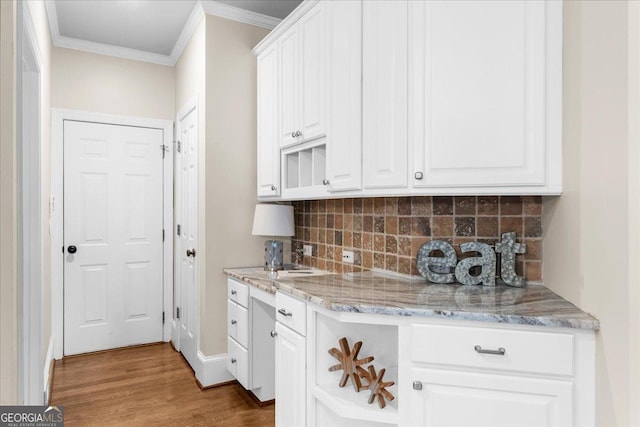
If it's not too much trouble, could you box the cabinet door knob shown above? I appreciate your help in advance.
[231,290,237,295]
[413,381,423,391]
[270,331,278,338]
[415,171,424,180]
[474,345,506,356]
[231,358,237,364]
[322,179,330,186]
[231,320,237,325]
[270,185,277,191]
[278,308,292,317]
[186,248,196,258]
[291,132,296,138]
[294,130,302,138]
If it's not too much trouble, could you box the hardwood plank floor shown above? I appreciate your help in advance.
[50,343,275,426]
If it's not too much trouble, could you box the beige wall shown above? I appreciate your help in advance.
[52,47,175,121]
[543,1,637,425]
[200,15,269,355]
[0,0,18,405]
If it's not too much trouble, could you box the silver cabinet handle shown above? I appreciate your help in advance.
[322,179,330,185]
[294,130,302,137]
[231,320,237,325]
[415,171,424,180]
[231,358,237,364]
[270,331,278,338]
[474,345,506,356]
[278,308,292,317]
[231,290,237,295]
[270,185,277,191]
[413,381,423,391]
[291,132,296,138]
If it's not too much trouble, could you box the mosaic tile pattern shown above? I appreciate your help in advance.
[291,196,543,282]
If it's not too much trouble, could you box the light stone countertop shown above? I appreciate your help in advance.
[223,267,599,330]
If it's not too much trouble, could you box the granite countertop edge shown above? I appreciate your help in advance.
[223,267,600,331]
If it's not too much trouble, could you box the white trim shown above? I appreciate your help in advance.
[252,0,319,56]
[169,3,206,65]
[44,0,280,66]
[195,351,234,387]
[201,1,281,30]
[17,0,44,405]
[51,108,174,359]
[43,336,54,404]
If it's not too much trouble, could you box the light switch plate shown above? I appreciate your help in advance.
[303,244,313,257]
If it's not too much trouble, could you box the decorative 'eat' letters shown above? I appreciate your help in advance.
[454,242,496,287]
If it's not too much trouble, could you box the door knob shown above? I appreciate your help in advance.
[67,245,77,254]
[186,249,196,258]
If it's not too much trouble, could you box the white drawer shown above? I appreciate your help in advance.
[228,278,249,308]
[227,299,249,348]
[227,336,249,389]
[410,324,574,377]
[276,292,307,336]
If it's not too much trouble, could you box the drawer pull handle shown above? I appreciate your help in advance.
[231,290,237,295]
[231,320,237,325]
[474,345,506,356]
[278,308,293,317]
[231,358,237,364]
[270,331,278,338]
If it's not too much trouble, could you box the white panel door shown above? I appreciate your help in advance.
[363,0,408,189]
[257,43,281,197]
[64,120,163,355]
[275,322,306,427]
[325,0,362,192]
[279,25,300,147]
[176,105,199,370]
[408,367,573,427]
[299,2,326,142]
[410,1,547,187]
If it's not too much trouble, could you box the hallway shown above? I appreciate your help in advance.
[50,343,275,426]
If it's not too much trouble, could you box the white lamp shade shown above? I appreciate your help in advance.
[252,204,295,237]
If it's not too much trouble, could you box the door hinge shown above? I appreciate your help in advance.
[161,144,169,158]
[62,246,64,253]
[162,311,165,324]
[176,140,181,153]
[163,229,165,241]
[176,307,180,319]
[177,224,181,236]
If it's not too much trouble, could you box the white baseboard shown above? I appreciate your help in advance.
[43,336,54,404]
[195,351,234,387]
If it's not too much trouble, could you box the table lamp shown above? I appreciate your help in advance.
[252,204,295,271]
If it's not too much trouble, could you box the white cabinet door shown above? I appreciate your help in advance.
[275,322,306,427]
[257,43,281,197]
[325,0,362,192]
[407,367,573,427]
[299,2,326,142]
[362,0,408,189]
[410,1,560,188]
[279,25,299,147]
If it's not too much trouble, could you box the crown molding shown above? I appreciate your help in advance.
[44,0,280,67]
[200,1,281,30]
[252,0,319,56]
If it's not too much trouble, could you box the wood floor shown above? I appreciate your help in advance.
[50,343,275,426]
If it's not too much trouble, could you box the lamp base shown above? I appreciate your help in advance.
[264,239,284,271]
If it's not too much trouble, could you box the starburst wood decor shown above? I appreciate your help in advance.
[328,337,374,392]
[364,365,395,409]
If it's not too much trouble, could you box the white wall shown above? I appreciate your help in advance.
[52,47,175,121]
[543,1,638,425]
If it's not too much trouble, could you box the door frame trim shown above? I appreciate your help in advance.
[51,108,174,359]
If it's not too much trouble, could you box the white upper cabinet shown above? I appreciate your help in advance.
[362,0,409,190]
[325,0,362,192]
[279,2,326,148]
[409,0,562,190]
[256,43,280,198]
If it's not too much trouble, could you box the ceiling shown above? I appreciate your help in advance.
[47,0,303,65]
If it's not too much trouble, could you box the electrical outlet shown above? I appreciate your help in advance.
[303,244,313,257]
[342,250,354,264]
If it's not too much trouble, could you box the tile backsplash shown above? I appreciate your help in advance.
[292,196,543,282]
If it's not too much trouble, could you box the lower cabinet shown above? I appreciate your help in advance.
[275,321,306,427]
[406,367,573,427]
